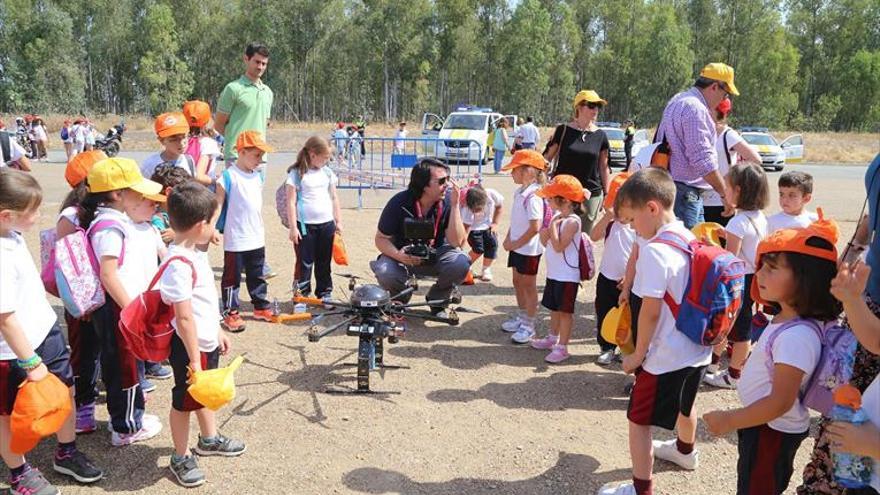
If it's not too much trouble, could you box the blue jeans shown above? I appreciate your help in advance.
[673,181,705,229]
[370,245,470,304]
[494,150,505,173]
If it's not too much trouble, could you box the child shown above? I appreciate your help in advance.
[79,157,167,446]
[159,183,245,487]
[767,171,818,234]
[183,100,223,188]
[285,136,342,304]
[141,112,195,179]
[599,168,712,495]
[217,130,274,332]
[1,169,105,493]
[61,119,73,161]
[393,121,407,154]
[500,149,547,344]
[151,165,194,245]
[461,185,504,282]
[531,174,586,363]
[332,123,348,161]
[705,163,770,389]
[703,218,841,495]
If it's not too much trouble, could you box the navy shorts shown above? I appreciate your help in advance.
[0,322,73,416]
[541,279,579,314]
[507,252,541,276]
[468,230,498,259]
[731,273,755,343]
[627,365,706,430]
[736,424,808,495]
[170,334,220,412]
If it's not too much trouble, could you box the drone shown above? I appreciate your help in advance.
[297,274,479,394]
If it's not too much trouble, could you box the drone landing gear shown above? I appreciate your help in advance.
[325,335,408,395]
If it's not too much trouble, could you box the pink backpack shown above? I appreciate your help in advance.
[522,190,553,229]
[54,220,126,318]
[558,215,596,281]
[185,137,202,169]
[39,228,58,297]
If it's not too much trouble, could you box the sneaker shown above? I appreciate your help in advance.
[321,295,335,310]
[597,349,617,366]
[75,402,97,434]
[545,344,571,364]
[252,308,274,322]
[480,267,493,282]
[193,433,247,457]
[462,270,475,285]
[598,481,636,495]
[222,311,246,333]
[703,370,738,389]
[652,439,699,470]
[501,313,523,333]
[530,335,557,350]
[169,455,206,488]
[260,263,277,280]
[145,362,173,380]
[111,420,163,447]
[140,378,156,393]
[10,468,58,495]
[54,450,104,483]
[293,302,308,314]
[511,325,535,344]
[430,306,450,319]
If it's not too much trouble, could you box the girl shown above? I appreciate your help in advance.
[492,119,510,173]
[530,174,586,363]
[183,100,223,188]
[0,168,104,493]
[500,149,547,344]
[78,157,167,446]
[286,136,342,305]
[61,119,74,161]
[703,217,841,495]
[461,185,504,283]
[705,162,770,389]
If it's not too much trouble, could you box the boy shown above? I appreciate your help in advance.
[216,130,274,332]
[393,121,407,154]
[767,171,817,233]
[461,185,504,282]
[599,168,712,495]
[159,182,245,487]
[141,113,196,179]
[151,165,194,245]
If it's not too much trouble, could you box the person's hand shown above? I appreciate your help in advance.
[210,231,221,245]
[448,178,461,206]
[617,284,631,307]
[160,228,175,244]
[489,222,499,234]
[289,228,302,245]
[189,361,203,374]
[721,194,736,218]
[827,420,880,457]
[703,410,735,436]
[831,262,871,306]
[502,235,513,252]
[218,333,231,355]
[396,250,423,267]
[621,353,643,374]
[335,222,343,235]
[26,362,48,382]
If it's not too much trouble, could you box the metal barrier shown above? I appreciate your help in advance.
[329,136,486,208]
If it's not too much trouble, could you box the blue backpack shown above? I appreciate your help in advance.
[652,231,748,346]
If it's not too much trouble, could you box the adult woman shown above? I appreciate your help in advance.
[543,89,610,232]
[31,116,48,161]
[492,119,511,173]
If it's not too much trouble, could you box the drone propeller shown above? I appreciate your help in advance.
[451,306,482,314]
[334,273,362,280]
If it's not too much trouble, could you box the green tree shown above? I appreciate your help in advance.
[501,0,552,118]
[137,2,194,115]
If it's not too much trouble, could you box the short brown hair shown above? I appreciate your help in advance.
[616,168,675,210]
[0,168,42,212]
[167,183,218,232]
[727,163,770,211]
[778,171,813,196]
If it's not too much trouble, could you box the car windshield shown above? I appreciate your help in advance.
[603,129,625,140]
[742,133,778,146]
[443,114,488,131]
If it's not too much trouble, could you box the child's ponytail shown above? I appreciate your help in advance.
[77,190,113,229]
[288,136,332,176]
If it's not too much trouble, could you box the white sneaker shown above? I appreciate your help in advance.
[703,370,738,389]
[652,438,699,470]
[501,313,523,333]
[294,302,308,314]
[597,349,616,366]
[511,325,535,344]
[598,481,637,495]
[111,420,163,447]
[480,267,493,282]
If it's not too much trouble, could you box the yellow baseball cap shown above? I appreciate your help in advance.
[700,63,740,96]
[87,157,166,201]
[572,89,607,109]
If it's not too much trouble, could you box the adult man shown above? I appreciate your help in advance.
[370,158,470,315]
[623,120,635,169]
[655,63,737,228]
[215,43,273,166]
[515,116,540,150]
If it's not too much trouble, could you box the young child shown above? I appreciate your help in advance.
[530,174,586,363]
[151,165,194,245]
[703,218,841,495]
[461,185,504,282]
[141,112,195,179]
[767,171,817,234]
[217,130,274,332]
[332,123,348,161]
[0,169,104,494]
[599,168,712,495]
[393,121,407,154]
[500,149,547,344]
[705,163,770,389]
[183,100,223,188]
[285,136,342,304]
[159,183,245,487]
[79,157,167,446]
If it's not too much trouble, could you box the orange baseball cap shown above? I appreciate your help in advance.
[154,112,189,138]
[65,150,108,187]
[501,149,546,172]
[536,174,587,203]
[182,100,212,128]
[235,130,275,153]
[604,171,632,209]
[10,374,72,454]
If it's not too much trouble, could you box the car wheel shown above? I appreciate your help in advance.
[775,166,783,172]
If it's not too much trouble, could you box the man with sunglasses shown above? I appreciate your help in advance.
[370,158,471,316]
[655,62,739,229]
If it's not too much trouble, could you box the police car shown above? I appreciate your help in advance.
[599,122,649,168]
[739,127,804,172]
[422,107,518,165]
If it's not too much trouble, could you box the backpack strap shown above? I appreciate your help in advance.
[764,317,824,398]
[184,154,196,176]
[1,132,11,165]
[557,214,582,270]
[650,231,693,317]
[87,219,127,266]
[148,255,197,292]
[721,128,731,166]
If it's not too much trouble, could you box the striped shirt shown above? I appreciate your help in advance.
[656,87,718,187]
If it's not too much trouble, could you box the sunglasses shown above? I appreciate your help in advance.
[434,176,448,186]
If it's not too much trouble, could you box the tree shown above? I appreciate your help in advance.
[501,0,552,118]
[137,2,194,115]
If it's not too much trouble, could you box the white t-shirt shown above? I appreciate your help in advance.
[544,214,581,283]
[57,206,79,227]
[195,137,222,180]
[140,153,194,179]
[461,188,503,232]
[91,209,162,300]
[510,183,544,256]
[0,232,56,360]
[159,245,221,352]
[394,129,407,151]
[599,220,636,281]
[767,210,818,234]
[72,124,88,143]
[633,221,712,374]
[0,134,25,166]
[517,123,540,144]
[738,320,821,433]
[725,210,768,273]
[861,376,880,490]
[285,167,338,225]
[220,165,265,252]
[704,127,744,207]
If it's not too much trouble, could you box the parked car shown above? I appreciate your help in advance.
[739,127,804,171]
[598,122,649,168]
[421,107,518,165]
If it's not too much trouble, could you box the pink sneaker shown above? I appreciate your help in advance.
[530,335,557,350]
[545,344,570,363]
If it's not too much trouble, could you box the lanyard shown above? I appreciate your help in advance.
[414,199,443,247]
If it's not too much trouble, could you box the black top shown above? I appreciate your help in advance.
[549,124,610,195]
[377,189,452,249]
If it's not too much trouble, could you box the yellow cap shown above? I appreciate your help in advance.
[572,89,607,109]
[87,158,166,201]
[699,63,740,96]
[187,356,244,411]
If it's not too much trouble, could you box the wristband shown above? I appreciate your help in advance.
[17,354,42,370]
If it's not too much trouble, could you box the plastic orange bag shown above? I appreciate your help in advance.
[10,374,72,454]
[332,233,349,266]
[188,356,244,411]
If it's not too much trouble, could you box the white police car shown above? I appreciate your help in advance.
[740,127,804,172]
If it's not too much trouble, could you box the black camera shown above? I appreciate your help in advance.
[402,217,437,263]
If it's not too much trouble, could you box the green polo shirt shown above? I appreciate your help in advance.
[217,76,274,160]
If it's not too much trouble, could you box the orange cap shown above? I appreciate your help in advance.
[536,174,587,203]
[833,384,862,409]
[65,150,108,187]
[501,149,546,172]
[10,374,72,454]
[235,130,275,153]
[604,172,632,209]
[154,112,189,138]
[182,100,212,128]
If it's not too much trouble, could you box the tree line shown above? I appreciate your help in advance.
[1,0,878,131]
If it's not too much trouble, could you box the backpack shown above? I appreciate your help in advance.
[54,220,127,318]
[184,136,202,166]
[523,189,553,230]
[215,168,265,234]
[60,127,69,141]
[39,228,58,297]
[765,318,858,416]
[651,230,748,346]
[558,215,596,281]
[275,167,334,231]
[1,131,11,165]
[118,256,195,362]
